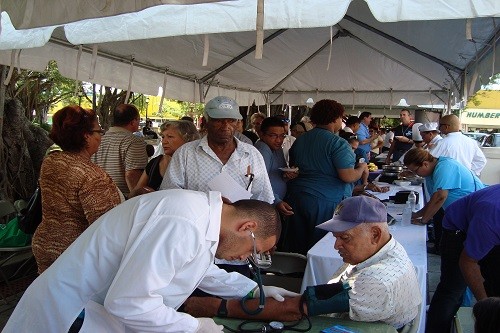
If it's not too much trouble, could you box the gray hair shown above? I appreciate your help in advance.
[160,120,200,143]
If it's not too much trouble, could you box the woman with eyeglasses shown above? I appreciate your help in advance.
[33,105,123,274]
[403,148,486,226]
[129,120,200,198]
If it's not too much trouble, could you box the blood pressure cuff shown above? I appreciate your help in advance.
[301,282,351,316]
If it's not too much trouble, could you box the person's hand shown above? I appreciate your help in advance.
[410,211,426,225]
[129,186,155,198]
[367,183,389,193]
[384,156,391,165]
[276,201,294,216]
[283,170,299,180]
[254,286,301,302]
[184,297,219,318]
[195,318,224,332]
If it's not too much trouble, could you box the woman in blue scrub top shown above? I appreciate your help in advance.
[403,148,486,225]
[282,100,367,254]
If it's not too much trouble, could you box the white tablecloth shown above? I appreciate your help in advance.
[301,184,427,333]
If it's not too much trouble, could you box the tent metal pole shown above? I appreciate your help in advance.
[269,32,342,92]
[344,15,462,73]
[199,82,205,103]
[199,29,287,83]
[445,68,461,93]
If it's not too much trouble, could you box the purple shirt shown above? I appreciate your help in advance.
[443,184,500,261]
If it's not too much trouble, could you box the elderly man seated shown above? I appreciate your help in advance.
[184,196,421,330]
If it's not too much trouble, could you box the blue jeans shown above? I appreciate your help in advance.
[425,229,467,333]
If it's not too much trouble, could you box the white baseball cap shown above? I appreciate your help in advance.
[418,122,440,133]
[204,96,242,120]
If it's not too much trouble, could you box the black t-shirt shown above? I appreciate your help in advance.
[392,123,414,152]
[145,155,163,190]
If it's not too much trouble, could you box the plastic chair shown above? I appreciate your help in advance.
[0,200,17,225]
[260,252,307,294]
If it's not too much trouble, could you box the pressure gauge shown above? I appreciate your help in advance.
[269,321,284,330]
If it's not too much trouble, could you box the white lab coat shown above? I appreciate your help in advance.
[4,190,257,333]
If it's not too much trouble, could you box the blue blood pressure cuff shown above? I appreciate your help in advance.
[301,282,351,316]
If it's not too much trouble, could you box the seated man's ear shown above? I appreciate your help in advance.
[221,197,233,204]
[370,226,382,243]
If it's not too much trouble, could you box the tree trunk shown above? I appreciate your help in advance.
[0,99,53,202]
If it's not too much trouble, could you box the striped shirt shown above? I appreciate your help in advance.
[93,126,148,196]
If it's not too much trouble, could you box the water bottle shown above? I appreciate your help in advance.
[401,202,412,226]
[408,191,416,212]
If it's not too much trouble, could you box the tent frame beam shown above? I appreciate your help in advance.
[199,29,287,83]
[343,29,446,90]
[344,15,463,74]
[463,23,500,78]
[269,31,342,92]
[49,37,196,83]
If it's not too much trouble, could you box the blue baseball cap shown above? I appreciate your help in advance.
[204,96,242,120]
[317,196,387,233]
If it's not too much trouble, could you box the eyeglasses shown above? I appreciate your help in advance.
[439,123,449,128]
[248,231,272,269]
[413,164,422,174]
[281,118,290,124]
[91,129,105,136]
[265,133,287,139]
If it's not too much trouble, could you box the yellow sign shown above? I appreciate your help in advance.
[461,109,500,126]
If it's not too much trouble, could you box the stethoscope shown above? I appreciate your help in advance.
[232,232,311,332]
[240,232,272,315]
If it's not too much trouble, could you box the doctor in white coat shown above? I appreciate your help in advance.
[4,189,296,332]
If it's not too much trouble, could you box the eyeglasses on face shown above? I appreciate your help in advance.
[91,129,105,136]
[410,164,422,174]
[265,133,287,139]
[248,231,272,269]
[439,123,449,128]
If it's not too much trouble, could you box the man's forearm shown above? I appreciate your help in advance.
[459,250,488,301]
[125,169,144,192]
[183,296,303,322]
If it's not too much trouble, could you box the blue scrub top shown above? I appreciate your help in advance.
[288,127,355,200]
[425,156,486,209]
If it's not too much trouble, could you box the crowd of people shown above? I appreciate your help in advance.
[4,97,499,333]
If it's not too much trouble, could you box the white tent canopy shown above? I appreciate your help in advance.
[0,0,499,108]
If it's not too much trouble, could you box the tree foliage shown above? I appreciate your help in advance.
[5,61,80,124]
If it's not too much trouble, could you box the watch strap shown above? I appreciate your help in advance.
[217,299,228,318]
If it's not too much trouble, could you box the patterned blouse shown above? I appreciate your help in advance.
[33,151,123,273]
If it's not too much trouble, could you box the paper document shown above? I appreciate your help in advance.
[208,171,252,202]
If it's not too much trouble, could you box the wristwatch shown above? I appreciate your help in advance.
[217,299,228,318]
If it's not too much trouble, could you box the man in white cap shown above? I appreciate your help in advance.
[183,196,421,330]
[312,196,421,329]
[418,122,442,152]
[161,96,274,276]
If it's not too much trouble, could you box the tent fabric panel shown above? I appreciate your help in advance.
[0,12,55,50]
[62,0,349,45]
[366,0,500,22]
[2,0,227,30]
